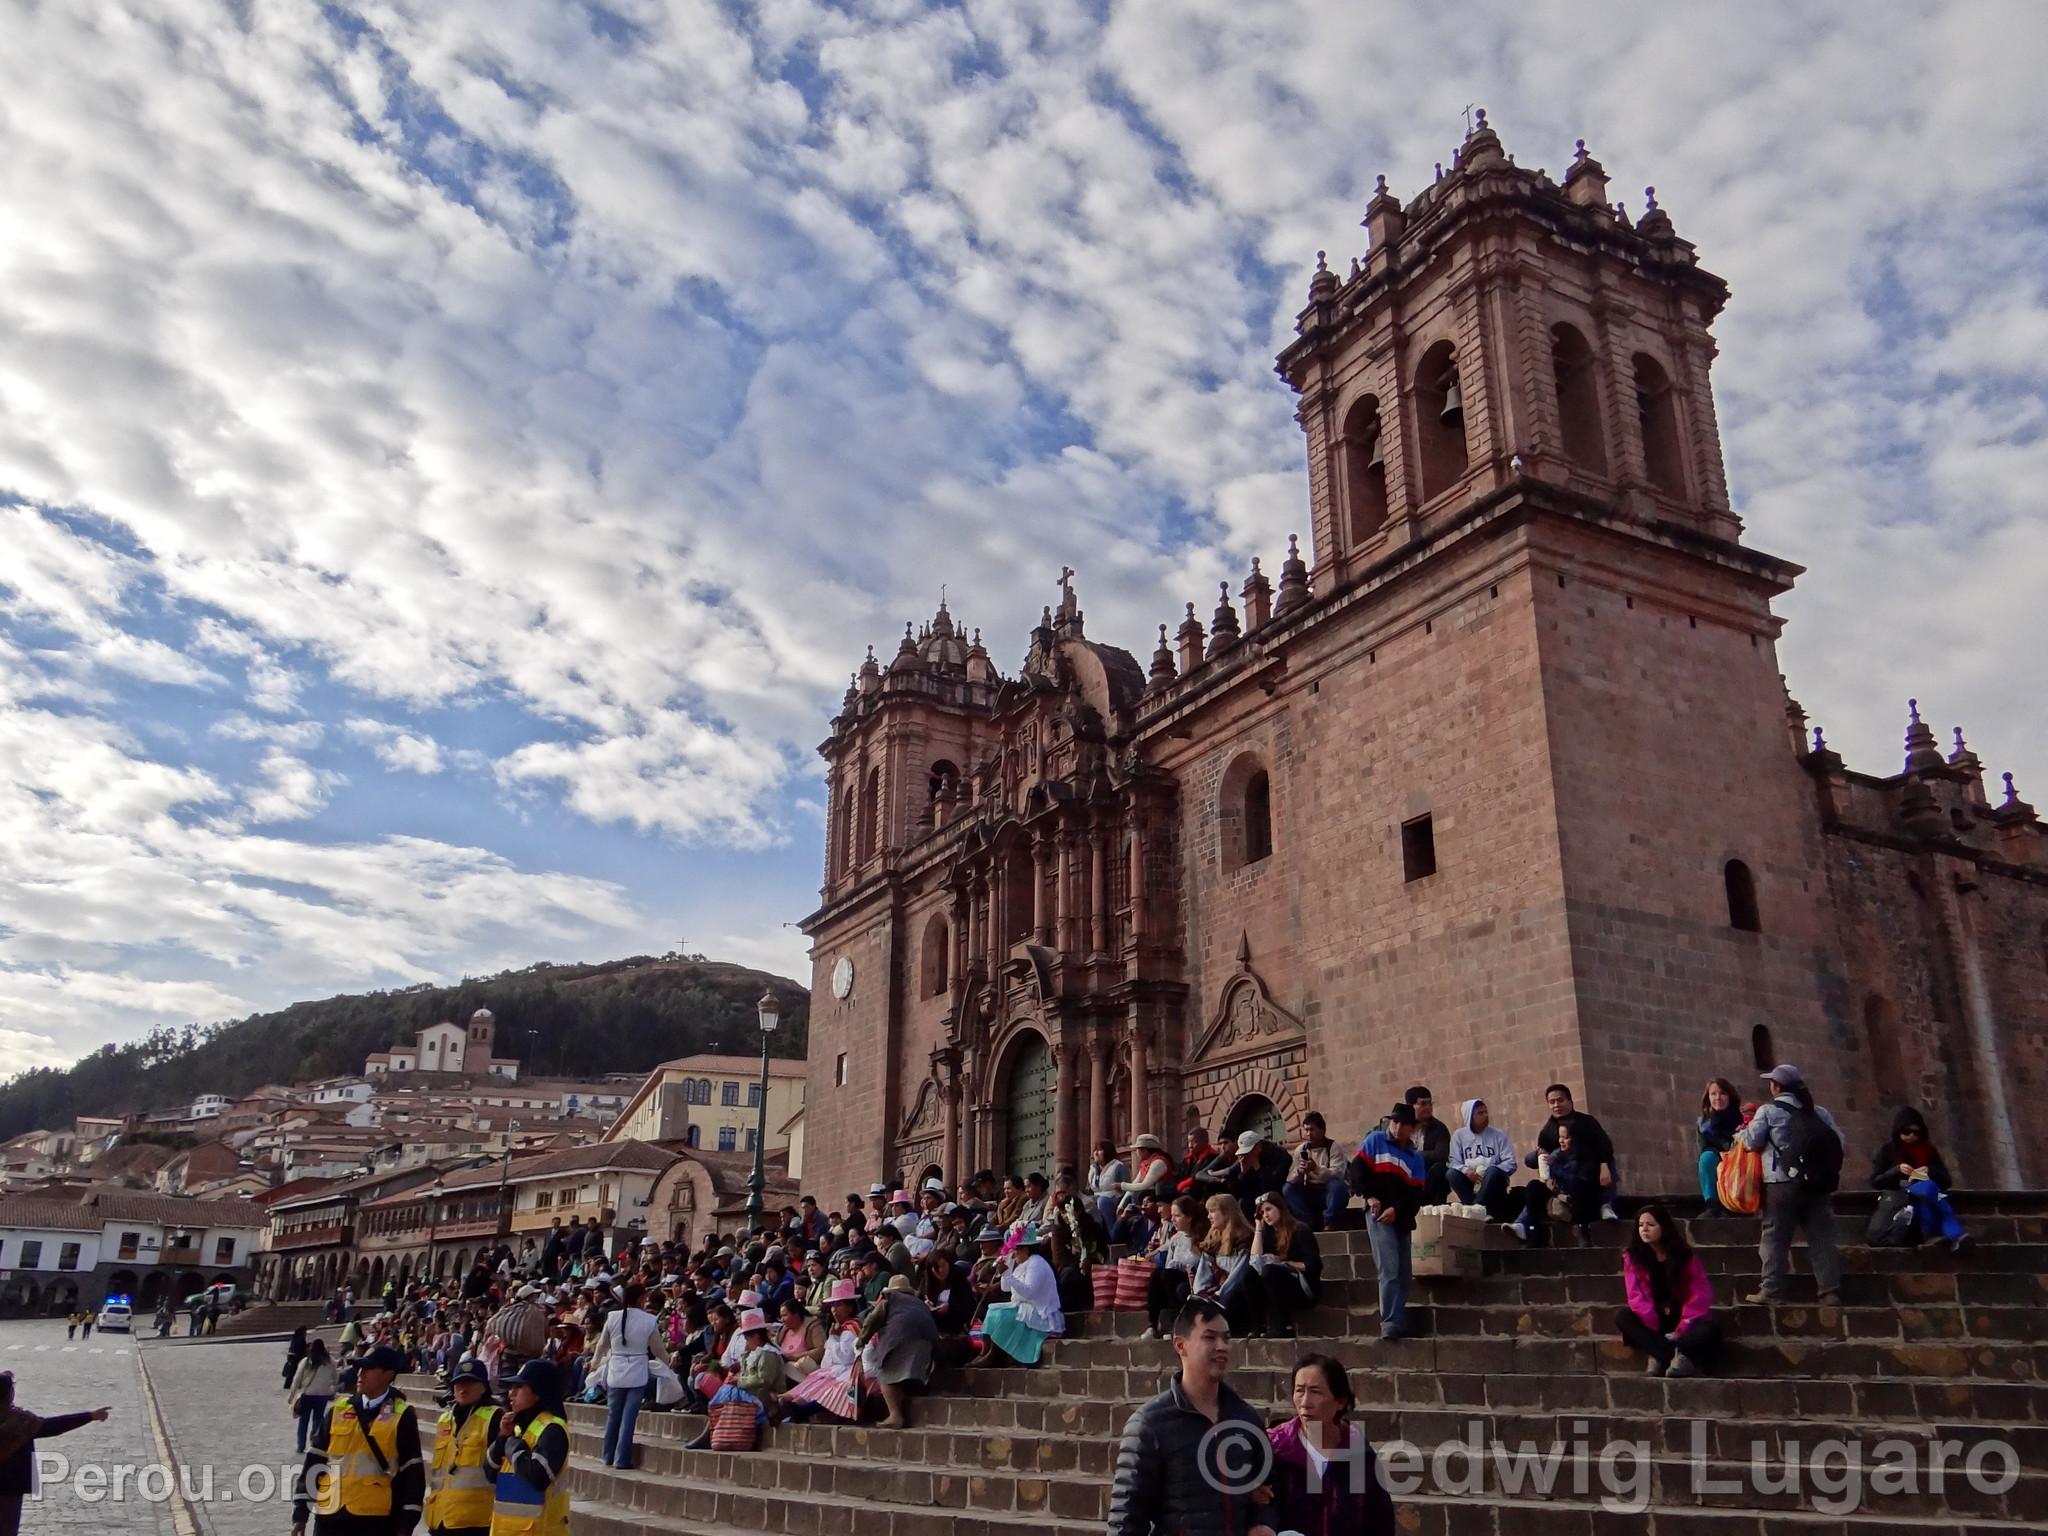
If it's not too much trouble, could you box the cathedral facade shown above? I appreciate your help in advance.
[799,115,2048,1197]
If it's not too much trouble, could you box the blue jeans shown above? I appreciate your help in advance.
[1365,1217,1412,1336]
[602,1384,646,1467]
[1908,1180,1965,1242]
[1698,1149,1723,1204]
[1283,1178,1349,1230]
[295,1395,330,1454]
[1095,1194,1122,1231]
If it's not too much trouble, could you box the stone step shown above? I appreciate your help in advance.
[1064,1298,2048,1347]
[570,1399,2048,1476]
[566,1456,1104,1536]
[929,1359,2048,1433]
[1392,1488,2045,1533]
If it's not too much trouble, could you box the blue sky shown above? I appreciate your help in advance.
[2,0,2045,1075]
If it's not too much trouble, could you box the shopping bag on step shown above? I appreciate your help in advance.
[1716,1142,1764,1215]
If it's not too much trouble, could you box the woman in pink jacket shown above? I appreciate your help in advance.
[1616,1202,1722,1378]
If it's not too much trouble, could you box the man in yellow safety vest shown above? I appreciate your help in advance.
[426,1359,499,1536]
[483,1360,568,1536]
[293,1343,424,1536]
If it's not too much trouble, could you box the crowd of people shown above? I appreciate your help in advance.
[266,1060,1978,1536]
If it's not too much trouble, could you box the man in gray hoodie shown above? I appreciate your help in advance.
[1741,1064,1843,1305]
[1446,1099,1518,1220]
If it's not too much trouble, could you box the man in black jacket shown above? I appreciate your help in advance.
[1107,1297,1276,1536]
[1192,1132,1289,1219]
[1510,1084,1621,1244]
[1404,1086,1453,1203]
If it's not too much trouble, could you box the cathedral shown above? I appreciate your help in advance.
[798,113,2048,1198]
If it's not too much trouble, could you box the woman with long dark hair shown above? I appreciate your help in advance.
[1696,1078,1743,1216]
[1615,1203,1720,1377]
[1262,1354,1396,1536]
[1141,1196,1209,1339]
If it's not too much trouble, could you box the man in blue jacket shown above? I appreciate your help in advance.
[1347,1104,1428,1341]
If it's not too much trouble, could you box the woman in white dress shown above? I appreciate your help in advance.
[978,1223,1064,1367]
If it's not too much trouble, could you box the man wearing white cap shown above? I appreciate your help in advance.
[1740,1064,1844,1305]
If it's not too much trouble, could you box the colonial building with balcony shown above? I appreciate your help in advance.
[0,1188,264,1315]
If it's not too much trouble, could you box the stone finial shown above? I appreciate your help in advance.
[1363,173,1405,252]
[1461,105,1505,170]
[1147,623,1177,690]
[1176,600,1206,673]
[1241,556,1273,631]
[1209,579,1242,651]
[1274,531,1313,618]
[1903,697,1945,773]
[1636,184,1674,239]
[1813,727,1827,753]
[1993,771,2036,824]
[2003,771,2021,806]
[1562,136,1610,208]
[1308,249,1338,301]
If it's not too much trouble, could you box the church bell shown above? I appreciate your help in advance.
[1364,428,1385,472]
[1439,373,1464,425]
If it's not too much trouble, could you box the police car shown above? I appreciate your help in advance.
[97,1296,132,1332]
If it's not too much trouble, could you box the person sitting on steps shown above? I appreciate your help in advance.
[1696,1078,1744,1217]
[1510,1084,1621,1244]
[1615,1203,1722,1379]
[1282,1112,1351,1231]
[1140,1196,1209,1341]
[1871,1106,1973,1254]
[1404,1087,1453,1204]
[1446,1099,1518,1220]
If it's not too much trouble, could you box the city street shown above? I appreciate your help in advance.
[0,1318,309,1536]
[0,1316,172,1536]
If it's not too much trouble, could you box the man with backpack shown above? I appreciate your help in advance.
[1740,1063,1843,1305]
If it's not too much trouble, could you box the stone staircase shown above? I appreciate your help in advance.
[541,1194,2048,1531]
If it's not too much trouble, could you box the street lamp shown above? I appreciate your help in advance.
[744,990,778,1226]
[496,1120,521,1237]
[425,1176,445,1284]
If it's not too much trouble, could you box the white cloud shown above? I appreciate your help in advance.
[0,0,2043,1055]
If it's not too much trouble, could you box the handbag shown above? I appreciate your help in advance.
[1716,1142,1764,1215]
[1866,1186,1919,1246]
[706,1400,758,1451]
[1113,1261,1153,1310]
[1088,1264,1123,1310]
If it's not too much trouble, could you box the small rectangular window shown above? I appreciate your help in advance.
[215,1238,235,1264]
[836,1053,848,1087]
[744,1129,758,1153]
[58,1243,80,1271]
[718,1126,737,1151]
[1402,815,1437,882]
[746,1082,762,1107]
[722,1082,740,1106]
[20,1241,41,1268]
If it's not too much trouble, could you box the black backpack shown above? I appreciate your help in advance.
[1780,1100,1843,1194]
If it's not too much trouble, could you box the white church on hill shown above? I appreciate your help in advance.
[364,1008,521,1080]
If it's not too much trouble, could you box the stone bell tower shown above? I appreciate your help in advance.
[1278,109,1742,593]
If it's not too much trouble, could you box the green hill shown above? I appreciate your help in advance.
[0,955,810,1140]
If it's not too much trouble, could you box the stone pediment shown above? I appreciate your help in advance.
[1190,936,1303,1066]
[898,1076,944,1141]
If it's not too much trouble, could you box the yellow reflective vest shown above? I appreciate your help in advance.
[426,1405,497,1532]
[317,1395,414,1517]
[489,1411,568,1536]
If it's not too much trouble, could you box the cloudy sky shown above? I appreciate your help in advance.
[3,1,2044,1077]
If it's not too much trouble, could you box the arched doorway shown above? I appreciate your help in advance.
[102,1269,139,1306]
[1222,1093,1287,1148]
[139,1271,168,1309]
[1002,1033,1054,1178]
[46,1279,79,1316]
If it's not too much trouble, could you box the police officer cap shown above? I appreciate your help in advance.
[359,1343,406,1373]
[505,1358,562,1404]
[449,1358,490,1387]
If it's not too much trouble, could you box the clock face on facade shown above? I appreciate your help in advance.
[830,955,855,999]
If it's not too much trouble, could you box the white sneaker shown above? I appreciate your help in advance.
[1507,1218,1530,1243]
[1137,1327,1158,1340]
[1601,1204,1620,1222]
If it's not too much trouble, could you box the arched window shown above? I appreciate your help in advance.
[1633,353,1686,494]
[1413,340,1468,502]
[928,760,959,805]
[1339,394,1388,544]
[921,912,950,998]
[684,1124,700,1148]
[1244,771,1273,864]
[857,766,881,863]
[1724,859,1760,932]
[1862,995,1908,1107]
[1551,324,1607,473]
[1219,753,1274,872]
[1751,1024,1775,1073]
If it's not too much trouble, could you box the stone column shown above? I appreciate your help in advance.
[1089,827,1109,954]
[1128,1021,1151,1141]
[1056,832,1076,954]
[1087,1034,1110,1154]
[940,1057,961,1189]
[1052,1035,1077,1172]
[1032,836,1052,945]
